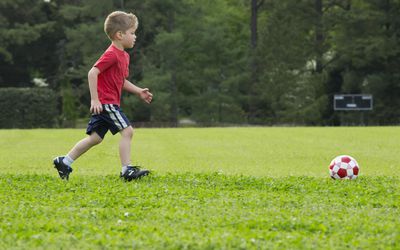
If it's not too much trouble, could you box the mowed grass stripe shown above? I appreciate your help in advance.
[0,127,399,176]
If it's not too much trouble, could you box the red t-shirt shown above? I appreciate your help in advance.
[94,44,129,106]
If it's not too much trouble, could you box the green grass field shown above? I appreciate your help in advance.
[0,127,399,249]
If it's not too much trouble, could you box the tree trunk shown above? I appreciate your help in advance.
[315,0,324,73]
[251,0,258,50]
[168,12,178,125]
[249,0,264,123]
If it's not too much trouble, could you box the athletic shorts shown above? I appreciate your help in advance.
[86,104,131,139]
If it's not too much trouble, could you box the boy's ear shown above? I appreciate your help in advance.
[114,31,123,40]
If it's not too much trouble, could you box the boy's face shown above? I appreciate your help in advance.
[120,27,137,49]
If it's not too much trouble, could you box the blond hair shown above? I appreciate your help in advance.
[104,11,138,40]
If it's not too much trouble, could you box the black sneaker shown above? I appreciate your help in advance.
[53,156,73,180]
[120,166,150,181]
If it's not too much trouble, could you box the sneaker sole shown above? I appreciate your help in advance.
[122,171,150,181]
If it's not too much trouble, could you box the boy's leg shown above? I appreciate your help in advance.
[54,132,103,180]
[119,126,134,166]
[96,104,149,181]
[67,132,103,160]
[119,126,149,181]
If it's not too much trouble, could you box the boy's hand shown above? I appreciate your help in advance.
[90,99,103,114]
[140,88,153,104]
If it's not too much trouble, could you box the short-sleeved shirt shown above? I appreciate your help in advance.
[94,44,130,106]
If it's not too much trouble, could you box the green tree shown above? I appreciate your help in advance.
[332,0,400,124]
[140,0,249,124]
[0,0,61,87]
[61,81,78,127]
[2,0,400,126]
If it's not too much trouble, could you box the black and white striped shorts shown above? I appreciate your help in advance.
[86,104,131,139]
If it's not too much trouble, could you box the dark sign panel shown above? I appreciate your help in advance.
[334,94,373,111]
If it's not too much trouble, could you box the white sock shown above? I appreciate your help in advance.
[63,155,74,166]
[122,166,129,174]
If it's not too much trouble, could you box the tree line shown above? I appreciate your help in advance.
[1,0,399,126]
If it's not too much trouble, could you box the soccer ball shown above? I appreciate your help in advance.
[329,155,360,180]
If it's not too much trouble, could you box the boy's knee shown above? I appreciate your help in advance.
[121,126,134,138]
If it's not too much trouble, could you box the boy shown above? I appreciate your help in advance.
[53,11,153,181]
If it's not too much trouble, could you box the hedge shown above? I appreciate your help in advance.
[0,88,58,128]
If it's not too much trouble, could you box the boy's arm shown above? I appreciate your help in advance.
[123,79,153,104]
[88,67,103,114]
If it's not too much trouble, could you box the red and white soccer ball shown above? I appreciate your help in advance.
[329,155,360,180]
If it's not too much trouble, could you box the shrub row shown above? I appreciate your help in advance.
[0,88,58,128]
